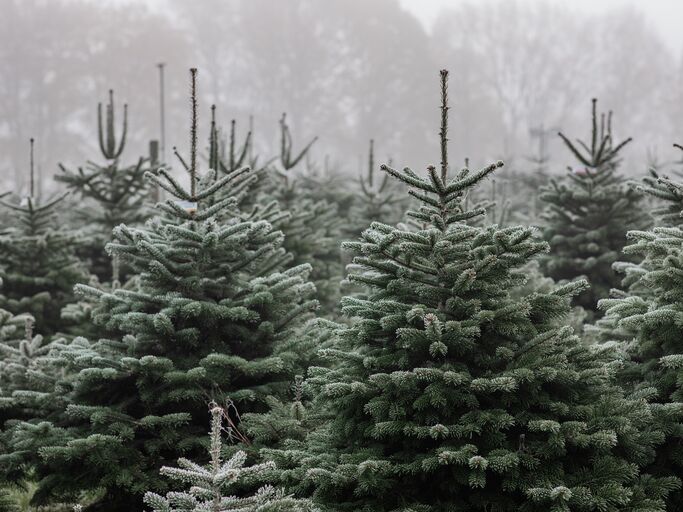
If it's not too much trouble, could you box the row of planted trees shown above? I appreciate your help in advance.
[0,68,682,512]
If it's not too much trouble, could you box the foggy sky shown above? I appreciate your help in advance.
[1,0,681,196]
[400,0,683,55]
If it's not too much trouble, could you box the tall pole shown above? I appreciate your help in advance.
[157,62,166,164]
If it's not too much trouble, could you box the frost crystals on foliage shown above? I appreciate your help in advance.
[144,403,316,512]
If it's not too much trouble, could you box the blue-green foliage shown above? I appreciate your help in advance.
[0,192,87,334]
[265,156,677,511]
[9,150,318,509]
[598,215,683,510]
[541,99,648,316]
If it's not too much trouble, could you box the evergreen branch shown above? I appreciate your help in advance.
[445,161,502,194]
[380,164,433,192]
[558,132,592,167]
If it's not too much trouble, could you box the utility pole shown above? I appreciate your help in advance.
[528,123,558,173]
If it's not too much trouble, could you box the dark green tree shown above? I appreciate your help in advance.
[18,70,318,511]
[56,90,154,283]
[540,99,647,315]
[0,312,73,490]
[210,111,344,315]
[268,71,676,512]
[596,156,683,511]
[347,139,406,239]
[0,140,87,334]
[632,144,683,228]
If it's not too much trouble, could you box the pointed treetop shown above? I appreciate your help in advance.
[209,104,219,172]
[146,68,252,222]
[439,69,449,183]
[1,140,70,221]
[98,89,128,160]
[558,97,632,171]
[29,138,35,197]
[206,105,251,175]
[378,69,502,231]
[279,113,318,172]
[359,138,390,200]
[226,118,251,173]
[189,68,198,199]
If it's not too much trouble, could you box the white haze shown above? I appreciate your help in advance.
[1,0,682,196]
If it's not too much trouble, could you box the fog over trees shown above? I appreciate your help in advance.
[1,0,680,195]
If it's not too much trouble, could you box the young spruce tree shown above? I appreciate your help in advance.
[596,146,683,511]
[269,114,344,314]
[0,313,73,490]
[0,140,86,334]
[27,70,317,511]
[633,144,683,229]
[347,139,406,239]
[540,99,646,316]
[57,90,153,283]
[271,71,676,512]
[144,403,316,512]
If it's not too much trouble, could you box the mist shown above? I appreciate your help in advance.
[1,0,681,195]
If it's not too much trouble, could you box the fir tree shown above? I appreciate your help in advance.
[207,107,253,177]
[519,123,556,224]
[0,313,73,490]
[596,158,683,510]
[632,144,683,228]
[347,139,406,239]
[269,71,676,512]
[0,310,36,434]
[540,99,646,315]
[585,144,683,345]
[0,315,48,418]
[271,114,343,313]
[301,154,356,223]
[236,314,341,454]
[215,112,343,315]
[56,90,154,282]
[23,69,317,511]
[0,139,86,334]
[144,403,316,512]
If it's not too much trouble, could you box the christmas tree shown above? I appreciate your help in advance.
[0,311,72,490]
[596,160,683,510]
[540,99,646,315]
[0,310,36,438]
[215,112,344,315]
[587,144,683,345]
[347,139,406,239]
[0,314,49,421]
[56,90,154,283]
[23,69,318,511]
[144,403,316,512]
[632,144,683,228]
[0,139,87,334]
[269,71,676,512]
